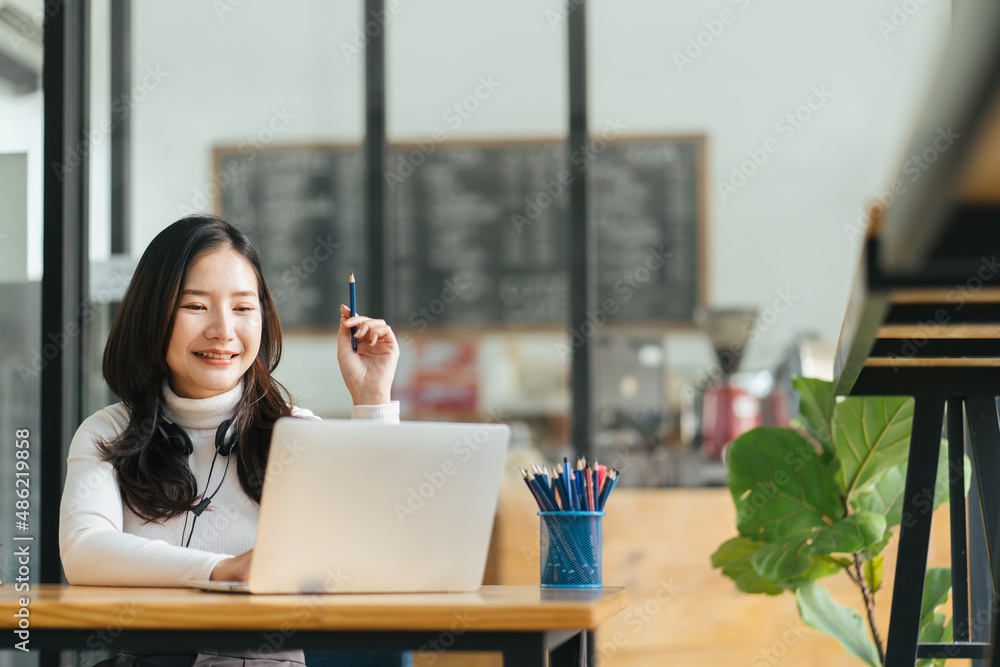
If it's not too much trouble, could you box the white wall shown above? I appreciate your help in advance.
[589,0,949,371]
[127,0,364,250]
[0,92,42,280]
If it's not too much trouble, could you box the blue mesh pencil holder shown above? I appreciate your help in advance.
[538,511,604,588]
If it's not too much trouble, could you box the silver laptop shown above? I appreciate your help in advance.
[186,418,510,594]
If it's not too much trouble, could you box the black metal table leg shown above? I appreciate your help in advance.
[969,454,991,667]
[885,396,945,667]
[966,398,1000,606]
[966,397,1000,666]
[949,398,971,642]
[550,629,586,667]
[500,632,547,666]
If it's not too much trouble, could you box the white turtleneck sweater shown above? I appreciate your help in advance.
[59,380,399,587]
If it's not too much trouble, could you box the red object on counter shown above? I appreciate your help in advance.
[701,384,761,460]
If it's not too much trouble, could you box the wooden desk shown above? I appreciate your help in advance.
[0,584,628,666]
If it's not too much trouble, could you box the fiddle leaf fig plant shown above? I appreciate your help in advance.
[711,377,968,666]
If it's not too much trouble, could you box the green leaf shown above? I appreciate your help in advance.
[777,555,849,590]
[727,427,845,542]
[793,376,836,462]
[710,536,783,596]
[757,514,883,590]
[795,582,882,667]
[751,534,814,581]
[919,612,950,642]
[920,567,951,631]
[863,554,884,594]
[808,513,886,558]
[861,530,893,561]
[916,614,952,667]
[931,442,972,510]
[852,445,971,537]
[851,462,906,526]
[833,395,914,500]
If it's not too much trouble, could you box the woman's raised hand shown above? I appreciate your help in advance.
[337,304,400,406]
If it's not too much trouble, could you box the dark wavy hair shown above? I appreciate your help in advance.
[97,215,293,522]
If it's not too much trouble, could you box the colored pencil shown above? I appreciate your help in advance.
[531,471,559,511]
[520,458,621,512]
[597,468,619,510]
[349,271,358,352]
[562,458,574,510]
[520,468,545,510]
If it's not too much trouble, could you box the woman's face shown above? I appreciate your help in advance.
[165,248,263,399]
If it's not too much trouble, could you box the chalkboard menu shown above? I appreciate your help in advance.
[386,142,569,327]
[592,138,703,323]
[215,137,704,329]
[214,146,367,328]
[386,137,704,326]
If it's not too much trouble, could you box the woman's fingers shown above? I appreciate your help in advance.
[338,310,394,348]
[355,319,387,337]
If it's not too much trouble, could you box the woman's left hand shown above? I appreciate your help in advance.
[338,304,400,405]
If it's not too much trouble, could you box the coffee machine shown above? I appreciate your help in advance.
[696,308,761,460]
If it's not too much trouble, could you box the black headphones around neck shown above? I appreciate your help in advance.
[155,416,239,547]
[156,418,238,457]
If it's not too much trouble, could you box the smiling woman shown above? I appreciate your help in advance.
[166,250,264,400]
[58,215,407,667]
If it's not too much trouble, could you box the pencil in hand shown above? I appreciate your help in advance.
[349,271,357,353]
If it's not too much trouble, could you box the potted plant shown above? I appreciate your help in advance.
[711,377,966,666]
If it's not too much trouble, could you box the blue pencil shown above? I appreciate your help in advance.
[562,458,574,510]
[349,271,358,352]
[597,468,619,510]
[551,470,564,509]
[520,469,547,511]
[529,471,559,512]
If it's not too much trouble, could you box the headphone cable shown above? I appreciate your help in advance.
[182,449,232,548]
